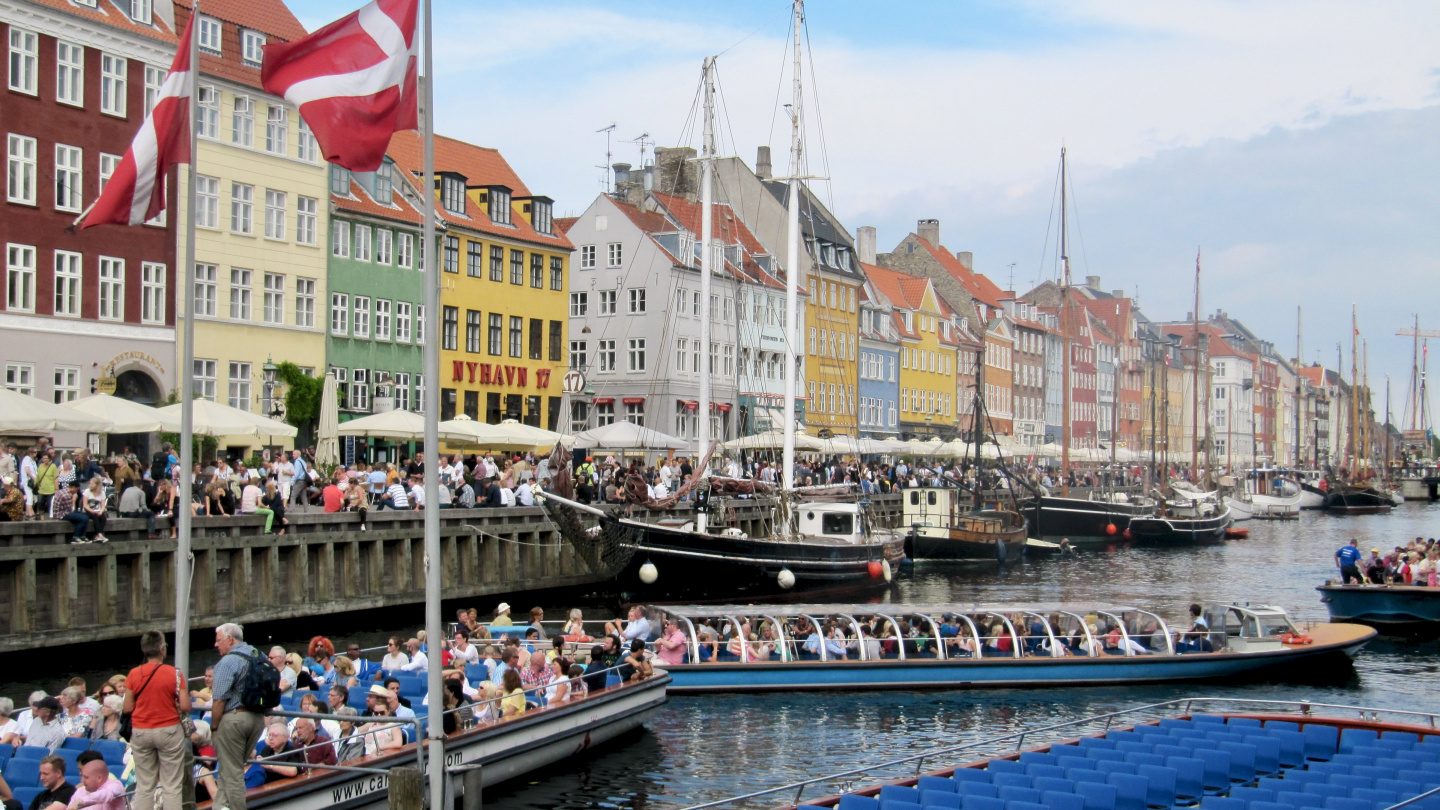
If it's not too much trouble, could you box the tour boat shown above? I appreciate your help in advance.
[692,698,1440,810]
[903,486,1029,563]
[1317,581,1440,635]
[650,601,1372,694]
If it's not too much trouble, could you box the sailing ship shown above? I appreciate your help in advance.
[1324,308,1396,515]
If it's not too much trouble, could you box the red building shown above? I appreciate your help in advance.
[2,0,179,424]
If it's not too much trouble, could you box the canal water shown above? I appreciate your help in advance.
[7,502,1440,809]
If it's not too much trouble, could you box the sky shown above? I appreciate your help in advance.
[292,0,1440,424]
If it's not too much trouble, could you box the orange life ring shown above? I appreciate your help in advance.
[1278,633,1314,645]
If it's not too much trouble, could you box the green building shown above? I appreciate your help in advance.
[326,159,426,464]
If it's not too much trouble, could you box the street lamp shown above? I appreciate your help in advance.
[260,356,285,421]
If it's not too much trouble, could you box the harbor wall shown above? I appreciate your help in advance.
[0,493,909,654]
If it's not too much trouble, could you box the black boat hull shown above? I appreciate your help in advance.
[1324,488,1394,515]
[1021,497,1151,545]
[1126,508,1231,546]
[907,510,1029,562]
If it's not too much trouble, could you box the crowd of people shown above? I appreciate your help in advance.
[1336,537,1440,586]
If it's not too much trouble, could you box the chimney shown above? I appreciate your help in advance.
[1112,290,1124,299]
[855,226,877,265]
[612,162,631,191]
[1085,275,1101,289]
[917,218,940,247]
[643,164,654,193]
[654,146,698,198]
[756,145,772,180]
[955,251,973,272]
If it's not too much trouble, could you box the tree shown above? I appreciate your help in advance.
[276,362,325,439]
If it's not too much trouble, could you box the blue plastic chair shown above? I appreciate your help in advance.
[1006,801,1050,810]
[1032,777,1074,795]
[1097,761,1138,777]
[997,787,1041,805]
[1166,756,1206,801]
[1320,799,1370,810]
[953,770,991,785]
[1218,742,1258,783]
[1331,755,1374,769]
[1272,791,1322,810]
[963,797,1007,810]
[4,759,41,787]
[1109,732,1145,745]
[1251,801,1294,810]
[1300,784,1347,800]
[1160,719,1195,731]
[1382,732,1420,745]
[1228,718,1264,730]
[838,795,881,810]
[1154,744,1191,761]
[1022,753,1061,768]
[878,799,921,810]
[1070,769,1110,786]
[1125,753,1164,770]
[1116,742,1153,756]
[1189,749,1234,792]
[92,739,127,766]
[1266,722,1301,733]
[1028,765,1068,781]
[1307,763,1350,778]
[1339,731,1380,755]
[992,774,1032,790]
[1371,740,1413,754]
[1266,731,1307,769]
[14,746,49,761]
[923,791,963,809]
[59,738,90,752]
[1326,775,1372,792]
[959,782,1001,799]
[880,785,923,805]
[54,749,81,773]
[12,787,42,808]
[1106,772,1149,810]
[1136,764,1177,808]
[1230,787,1274,804]
[1075,781,1119,810]
[1192,715,1227,726]
[1042,792,1085,810]
[1242,736,1283,775]
[1348,790,1398,807]
[1349,766,1392,783]
[1088,750,1127,764]
[1304,726,1340,761]
[1200,799,1245,810]
[990,760,1028,775]
[1081,738,1120,751]
[920,776,958,794]
[1060,757,1096,772]
[1372,779,1423,798]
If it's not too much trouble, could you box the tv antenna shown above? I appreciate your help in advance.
[1006,262,1017,293]
[629,132,654,169]
[596,123,616,192]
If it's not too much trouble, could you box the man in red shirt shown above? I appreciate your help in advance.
[291,718,337,770]
[320,477,344,513]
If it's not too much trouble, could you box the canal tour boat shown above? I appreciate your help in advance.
[1317,581,1440,635]
[902,486,1030,563]
[650,602,1373,693]
[675,697,1440,810]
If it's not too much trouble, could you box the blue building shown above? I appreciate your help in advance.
[857,273,900,438]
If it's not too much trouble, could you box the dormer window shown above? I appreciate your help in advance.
[530,197,553,234]
[198,16,222,55]
[374,159,392,204]
[439,173,466,215]
[330,165,350,196]
[129,0,152,24]
[242,30,266,66]
[487,186,511,225]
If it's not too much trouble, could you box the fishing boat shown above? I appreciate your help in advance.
[1317,582,1440,635]
[1323,484,1395,515]
[682,698,1440,810]
[649,601,1372,693]
[1223,470,1302,520]
[904,486,1029,562]
[1121,486,1230,546]
[1021,495,1154,546]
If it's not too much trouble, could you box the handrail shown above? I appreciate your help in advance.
[676,696,1440,810]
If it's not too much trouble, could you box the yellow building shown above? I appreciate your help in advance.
[176,1,328,455]
[863,265,959,439]
[386,133,572,435]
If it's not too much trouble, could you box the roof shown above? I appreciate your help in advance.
[861,262,959,347]
[385,131,572,250]
[331,175,422,226]
[554,217,578,236]
[913,236,1008,308]
[760,179,863,279]
[25,0,178,42]
[650,192,771,259]
[176,0,307,91]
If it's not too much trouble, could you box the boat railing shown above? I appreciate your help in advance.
[676,696,1440,810]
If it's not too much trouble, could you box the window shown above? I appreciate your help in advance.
[4,244,35,312]
[259,272,284,324]
[723,345,734,376]
[464,309,481,352]
[598,339,615,372]
[182,175,218,231]
[595,402,614,426]
[548,321,564,362]
[579,245,596,270]
[487,312,502,355]
[196,85,219,137]
[398,233,414,268]
[242,30,266,66]
[530,253,543,288]
[440,175,465,215]
[138,64,158,115]
[198,16,222,54]
[101,54,126,117]
[628,338,646,372]
[353,296,371,338]
[228,268,251,320]
[628,288,646,314]
[394,372,411,411]
[193,263,216,316]
[625,400,645,426]
[395,302,411,342]
[291,195,317,245]
[350,369,370,412]
[675,338,688,373]
[227,362,251,410]
[599,289,616,315]
[569,340,586,369]
[354,224,372,262]
[434,306,455,350]
[464,240,481,277]
[509,316,523,357]
[567,292,588,317]
[56,42,83,106]
[4,362,34,395]
[607,242,623,267]
[265,105,287,154]
[54,145,81,212]
[489,244,503,281]
[8,27,37,95]
[263,190,286,240]
[570,401,589,432]
[296,117,318,162]
[509,249,523,285]
[529,318,543,360]
[295,277,314,327]
[443,235,459,273]
[95,257,124,321]
[51,251,82,317]
[94,153,118,195]
[487,186,510,224]
[128,0,153,23]
[331,221,350,258]
[53,366,80,404]
[533,199,552,234]
[6,135,36,205]
[414,304,425,344]
[232,96,254,147]
[230,183,253,233]
[137,262,165,324]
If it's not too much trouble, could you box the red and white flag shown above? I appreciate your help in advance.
[261,0,419,173]
[81,13,194,228]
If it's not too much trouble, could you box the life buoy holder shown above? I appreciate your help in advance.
[1278,633,1314,645]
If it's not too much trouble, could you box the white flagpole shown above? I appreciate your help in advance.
[175,0,200,684]
[420,0,445,806]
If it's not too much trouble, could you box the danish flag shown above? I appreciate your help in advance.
[261,0,419,172]
[80,14,194,228]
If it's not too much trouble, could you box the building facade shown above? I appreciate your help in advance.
[863,263,957,439]
[856,278,898,438]
[1004,301,1047,448]
[2,0,179,449]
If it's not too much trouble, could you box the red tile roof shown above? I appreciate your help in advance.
[650,192,771,259]
[331,178,422,225]
[554,217,578,236]
[385,131,572,250]
[914,236,1007,308]
[861,262,961,346]
[25,0,179,41]
[175,0,307,91]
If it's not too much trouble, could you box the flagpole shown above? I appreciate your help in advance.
[175,0,200,686]
[420,0,445,806]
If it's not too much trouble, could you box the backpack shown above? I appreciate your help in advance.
[151,451,168,482]
[226,647,281,712]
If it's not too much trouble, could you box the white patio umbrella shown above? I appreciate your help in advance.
[0,388,113,432]
[573,420,690,451]
[156,398,297,437]
[64,393,179,433]
[935,438,973,458]
[477,418,573,451]
[720,428,826,452]
[315,373,340,468]
[337,408,427,441]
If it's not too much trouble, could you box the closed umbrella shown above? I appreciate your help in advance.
[64,393,178,433]
[156,399,297,437]
[0,388,112,432]
[338,409,427,440]
[315,373,340,468]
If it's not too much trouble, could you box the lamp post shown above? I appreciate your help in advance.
[260,356,285,456]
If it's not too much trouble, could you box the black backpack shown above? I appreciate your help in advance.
[151,451,168,482]
[226,647,281,712]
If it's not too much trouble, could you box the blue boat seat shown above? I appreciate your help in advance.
[1206,732,1248,745]
[923,790,963,809]
[954,770,992,785]
[1372,779,1422,797]
[1271,791,1322,810]
[1109,732,1146,745]
[1124,753,1164,769]
[1081,738,1120,750]
[1265,731,1307,769]
[1006,801,1050,810]
[1218,742,1259,782]
[1282,771,1325,786]
[992,774,1032,790]
[1088,750,1127,764]
[1231,787,1275,805]
[1321,799,1371,810]
[1170,729,1208,741]
[1326,775,1372,792]
[1032,777,1075,795]
[996,787,1041,805]
[1075,781,1119,810]
[1051,745,1085,759]
[1300,784,1347,800]
[1097,761,1138,777]
[1028,765,1068,781]
[1154,744,1191,761]
[1060,757,1096,772]
[1240,735,1284,774]
[1330,755,1374,768]
[1304,726,1340,761]
[1347,790,1398,807]
[1192,715,1227,725]
[880,785,923,805]
[1070,770,1110,786]
[1306,763,1350,778]
[1043,791,1086,810]
[1266,722,1301,733]
[1166,757,1206,801]
[920,776,958,794]
[1106,771,1149,810]
[11,788,42,809]
[1228,719,1264,730]
[1382,732,1420,745]
[1116,742,1152,756]
[1349,766,1391,782]
[1160,720,1195,730]
[1136,764,1177,808]
[1257,778,1290,794]
[963,796,1006,810]
[1371,740,1413,754]
[1187,749,1233,792]
[878,800,921,810]
[1022,753,1061,768]
[59,738,90,752]
[1339,731,1380,755]
[4,759,41,787]
[1253,801,1295,810]
[1200,799,1245,810]
[990,760,1028,775]
[959,782,1000,799]
[14,747,49,761]
[1134,725,1167,737]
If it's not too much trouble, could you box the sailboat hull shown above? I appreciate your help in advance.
[1324,487,1395,514]
[1126,507,1232,546]
[1021,496,1152,546]
[906,510,1029,562]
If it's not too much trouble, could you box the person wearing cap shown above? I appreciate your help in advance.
[493,603,514,626]
[1365,548,1386,583]
[24,697,65,752]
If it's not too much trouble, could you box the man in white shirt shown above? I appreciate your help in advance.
[410,479,426,509]
[269,646,297,694]
[606,605,652,642]
[515,480,535,506]
[276,453,296,501]
[381,481,410,510]
[658,462,675,491]
[499,485,515,507]
[399,638,428,672]
[448,632,479,667]
[481,454,498,480]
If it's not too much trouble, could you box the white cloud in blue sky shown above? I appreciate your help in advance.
[290,0,1440,403]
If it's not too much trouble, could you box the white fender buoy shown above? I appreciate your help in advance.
[639,562,659,584]
[881,559,893,583]
[777,568,796,589]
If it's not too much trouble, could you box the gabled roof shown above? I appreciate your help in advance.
[28,0,179,42]
[331,174,422,226]
[177,0,307,91]
[554,217,578,236]
[601,195,787,292]
[861,262,961,347]
[385,131,572,250]
[912,236,1008,308]
[760,179,863,279]
[650,192,771,259]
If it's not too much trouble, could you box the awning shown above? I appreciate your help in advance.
[713,403,731,412]
[679,399,698,410]
[622,397,645,405]
[592,397,614,405]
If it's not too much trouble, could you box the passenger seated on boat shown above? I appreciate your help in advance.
[756,622,781,660]
[1078,624,1103,656]
[824,625,849,660]
[801,628,823,659]
[984,622,1012,656]
[499,670,526,720]
[624,639,653,682]
[655,619,687,666]
[1023,618,1049,656]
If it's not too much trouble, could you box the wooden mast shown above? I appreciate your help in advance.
[1191,251,1200,483]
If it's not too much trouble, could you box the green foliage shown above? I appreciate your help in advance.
[159,431,219,463]
[276,362,325,431]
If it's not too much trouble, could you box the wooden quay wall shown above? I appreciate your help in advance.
[0,493,906,653]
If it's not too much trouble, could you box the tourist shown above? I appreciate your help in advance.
[64,759,125,810]
[0,698,19,746]
[309,637,337,687]
[359,703,404,756]
[499,670,527,719]
[655,619,687,666]
[565,664,588,701]
[84,697,122,742]
[381,636,409,671]
[581,645,609,693]
[606,605,652,642]
[257,722,302,782]
[440,680,472,734]
[51,481,91,544]
[449,632,479,667]
[55,688,89,738]
[333,708,364,762]
[261,481,288,536]
[1365,548,1386,583]
[117,481,158,539]
[545,659,574,704]
[493,602,514,626]
[528,607,548,640]
[400,638,428,672]
[24,697,65,752]
[561,609,591,642]
[290,717,337,770]
[284,654,316,691]
[1335,538,1364,584]
[31,757,74,810]
[0,477,23,523]
[270,647,296,695]
[188,721,219,804]
[321,477,344,513]
[211,623,268,810]
[33,452,59,516]
[379,476,409,510]
[1416,550,1438,588]
[623,639,653,681]
[344,479,368,530]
